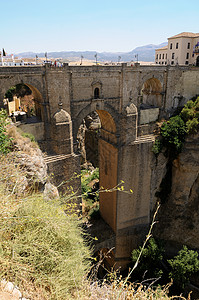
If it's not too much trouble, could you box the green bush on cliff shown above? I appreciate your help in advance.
[168,246,199,289]
[131,239,199,291]
[153,96,199,157]
[152,115,186,158]
[180,97,199,134]
[131,238,164,279]
[0,109,12,154]
[161,115,186,158]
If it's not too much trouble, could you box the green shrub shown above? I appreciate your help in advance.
[168,246,199,289]
[21,131,36,142]
[180,106,195,122]
[131,238,164,279]
[81,168,99,198]
[90,168,99,181]
[161,115,186,158]
[153,96,199,157]
[152,138,163,156]
[185,100,195,109]
[186,118,199,134]
[0,109,12,154]
[5,86,16,100]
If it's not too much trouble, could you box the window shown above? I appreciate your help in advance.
[187,42,190,49]
[186,53,189,59]
[156,54,158,59]
[192,53,194,57]
[163,54,164,59]
[94,87,100,99]
[166,54,167,59]
[171,61,174,65]
[185,61,189,65]
[176,43,179,49]
[159,54,161,59]
[172,53,175,59]
[162,62,164,64]
[170,43,172,50]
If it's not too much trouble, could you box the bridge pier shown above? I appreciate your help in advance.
[96,102,155,269]
[2,65,198,270]
[45,105,81,199]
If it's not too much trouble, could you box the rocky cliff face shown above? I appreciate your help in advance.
[77,111,101,167]
[5,124,59,199]
[153,132,199,252]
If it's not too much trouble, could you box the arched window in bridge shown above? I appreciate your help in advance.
[94,87,100,99]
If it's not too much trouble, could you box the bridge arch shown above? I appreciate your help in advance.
[2,82,45,122]
[72,102,119,143]
[75,105,119,231]
[141,77,163,108]
[0,76,44,102]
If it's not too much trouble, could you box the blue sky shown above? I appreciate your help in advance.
[1,0,199,53]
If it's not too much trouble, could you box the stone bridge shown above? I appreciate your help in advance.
[1,64,199,268]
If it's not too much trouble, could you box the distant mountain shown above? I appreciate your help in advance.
[17,42,167,62]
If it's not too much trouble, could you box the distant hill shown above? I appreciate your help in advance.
[17,42,167,62]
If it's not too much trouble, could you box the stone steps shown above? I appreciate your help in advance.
[133,134,155,144]
[44,153,72,164]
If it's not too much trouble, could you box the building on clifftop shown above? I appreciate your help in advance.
[155,32,199,66]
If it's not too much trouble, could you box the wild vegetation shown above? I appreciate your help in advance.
[81,168,100,220]
[0,109,13,154]
[0,191,91,299]
[0,109,189,299]
[131,238,199,293]
[152,95,199,204]
[152,95,199,158]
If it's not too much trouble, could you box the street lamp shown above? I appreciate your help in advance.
[80,55,83,65]
[94,53,97,65]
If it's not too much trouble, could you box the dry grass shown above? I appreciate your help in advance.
[0,188,91,299]
[0,155,28,198]
[78,281,173,300]
[0,123,187,299]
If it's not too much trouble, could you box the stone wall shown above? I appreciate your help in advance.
[18,122,45,141]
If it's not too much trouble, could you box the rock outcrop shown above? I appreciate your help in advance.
[6,123,59,199]
[154,132,199,252]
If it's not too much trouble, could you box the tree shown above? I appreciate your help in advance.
[168,245,199,289]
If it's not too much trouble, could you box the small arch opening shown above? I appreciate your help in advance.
[94,87,100,99]
[3,83,43,123]
[141,77,163,107]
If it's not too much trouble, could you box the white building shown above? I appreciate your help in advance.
[0,53,24,66]
[155,32,199,66]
